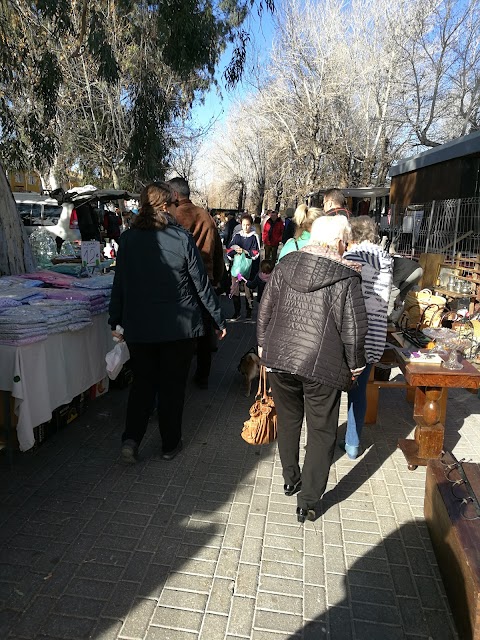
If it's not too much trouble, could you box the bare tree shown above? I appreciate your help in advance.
[229,0,480,196]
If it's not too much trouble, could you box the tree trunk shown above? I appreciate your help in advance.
[111,167,121,189]
[0,163,36,275]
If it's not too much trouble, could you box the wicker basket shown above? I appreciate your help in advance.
[400,289,447,329]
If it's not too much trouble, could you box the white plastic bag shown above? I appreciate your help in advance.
[106,325,130,380]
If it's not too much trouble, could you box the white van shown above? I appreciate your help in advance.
[13,192,80,243]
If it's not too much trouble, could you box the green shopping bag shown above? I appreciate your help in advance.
[231,252,252,278]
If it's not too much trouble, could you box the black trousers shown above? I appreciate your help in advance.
[264,244,279,265]
[269,372,341,510]
[195,312,214,381]
[123,339,195,451]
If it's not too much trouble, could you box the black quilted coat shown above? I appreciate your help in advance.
[257,249,368,391]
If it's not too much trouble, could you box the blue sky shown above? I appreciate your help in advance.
[190,6,276,129]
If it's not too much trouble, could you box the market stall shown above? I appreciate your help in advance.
[0,313,112,451]
[0,268,114,451]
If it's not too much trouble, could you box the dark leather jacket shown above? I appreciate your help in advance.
[257,249,368,390]
[109,222,225,343]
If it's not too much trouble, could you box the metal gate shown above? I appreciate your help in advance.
[389,197,480,260]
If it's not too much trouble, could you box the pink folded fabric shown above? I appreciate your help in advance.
[19,271,77,288]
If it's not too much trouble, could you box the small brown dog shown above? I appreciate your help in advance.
[238,348,261,396]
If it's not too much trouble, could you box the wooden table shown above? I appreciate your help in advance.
[396,355,480,470]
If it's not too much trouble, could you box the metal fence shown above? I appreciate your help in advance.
[389,197,480,261]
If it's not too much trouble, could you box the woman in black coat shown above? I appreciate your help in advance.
[257,215,367,522]
[109,182,227,463]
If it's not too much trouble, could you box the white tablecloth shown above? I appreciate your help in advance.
[0,314,113,451]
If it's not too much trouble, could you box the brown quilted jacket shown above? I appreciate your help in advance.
[257,249,368,390]
[174,199,224,283]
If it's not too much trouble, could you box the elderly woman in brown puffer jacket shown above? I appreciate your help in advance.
[257,215,368,523]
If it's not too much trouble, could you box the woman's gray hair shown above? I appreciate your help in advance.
[349,215,379,244]
[309,215,351,248]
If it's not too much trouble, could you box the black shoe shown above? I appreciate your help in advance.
[246,308,252,319]
[162,440,183,461]
[296,507,315,523]
[284,480,302,496]
[121,439,138,464]
[228,313,241,322]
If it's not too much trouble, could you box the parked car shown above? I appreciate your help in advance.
[14,188,138,245]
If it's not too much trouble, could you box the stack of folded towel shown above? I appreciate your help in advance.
[0,307,49,345]
[29,299,93,333]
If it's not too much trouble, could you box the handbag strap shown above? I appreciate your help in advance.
[256,365,269,400]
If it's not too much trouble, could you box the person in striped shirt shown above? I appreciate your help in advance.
[341,216,393,459]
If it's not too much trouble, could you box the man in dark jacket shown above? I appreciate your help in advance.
[222,212,237,246]
[323,188,351,218]
[262,210,284,264]
[257,215,367,523]
[168,176,225,389]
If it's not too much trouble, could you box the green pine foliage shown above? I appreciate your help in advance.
[0,0,274,184]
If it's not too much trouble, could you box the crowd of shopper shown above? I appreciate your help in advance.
[109,183,421,523]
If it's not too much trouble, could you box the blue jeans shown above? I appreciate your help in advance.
[346,364,373,449]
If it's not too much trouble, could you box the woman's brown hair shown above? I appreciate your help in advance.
[132,182,174,230]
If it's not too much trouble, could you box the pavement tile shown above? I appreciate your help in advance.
[304,584,327,620]
[216,547,241,579]
[95,533,138,552]
[353,620,405,640]
[120,598,157,639]
[424,607,459,640]
[227,595,256,636]
[54,593,106,618]
[137,563,170,597]
[151,605,204,632]
[254,609,303,635]
[159,588,208,611]
[390,564,417,597]
[165,571,213,594]
[206,577,234,614]
[259,575,303,597]
[327,606,353,639]
[326,572,348,606]
[40,562,79,597]
[264,533,303,553]
[397,596,430,635]
[256,591,303,615]
[199,613,229,639]
[246,513,267,538]
[176,542,220,562]
[65,576,114,600]
[10,595,55,638]
[172,556,217,576]
[39,613,96,639]
[324,545,346,574]
[345,554,389,573]
[102,581,139,619]
[228,503,250,526]
[77,562,124,582]
[235,562,259,596]
[263,546,303,565]
[91,618,124,639]
[182,529,223,548]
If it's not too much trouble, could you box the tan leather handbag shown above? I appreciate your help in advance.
[241,366,277,445]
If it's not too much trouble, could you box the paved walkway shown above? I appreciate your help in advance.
[1,308,479,639]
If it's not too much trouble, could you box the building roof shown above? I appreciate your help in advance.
[308,187,390,198]
[388,130,480,178]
